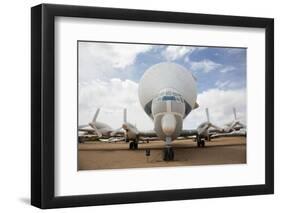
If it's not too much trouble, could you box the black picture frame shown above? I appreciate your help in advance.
[31,3,274,209]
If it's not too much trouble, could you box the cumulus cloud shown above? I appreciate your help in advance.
[184,88,246,129]
[79,78,153,130]
[79,42,153,82]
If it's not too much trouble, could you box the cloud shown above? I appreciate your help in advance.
[189,59,222,73]
[184,88,246,129]
[162,46,206,61]
[79,78,153,130]
[79,42,153,82]
[81,42,152,69]
[220,66,235,73]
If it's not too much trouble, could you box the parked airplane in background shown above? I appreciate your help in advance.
[78,108,122,138]
[222,108,246,132]
[195,108,222,144]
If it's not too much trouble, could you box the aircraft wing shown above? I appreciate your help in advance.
[138,130,158,138]
[78,128,96,133]
[138,129,198,138]
[99,137,125,143]
[208,129,223,134]
[211,131,246,138]
[180,129,198,137]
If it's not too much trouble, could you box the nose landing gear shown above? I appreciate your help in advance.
[163,146,174,161]
[163,137,174,161]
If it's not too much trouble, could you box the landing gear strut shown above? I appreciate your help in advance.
[163,137,174,161]
[197,135,205,147]
[163,146,174,161]
[129,140,138,150]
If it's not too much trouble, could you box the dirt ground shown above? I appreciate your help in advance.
[78,137,246,170]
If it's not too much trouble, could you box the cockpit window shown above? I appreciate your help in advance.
[154,92,184,103]
[162,96,176,101]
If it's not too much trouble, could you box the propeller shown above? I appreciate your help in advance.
[123,108,127,123]
[110,108,128,139]
[230,108,246,130]
[233,108,237,120]
[205,108,222,131]
[222,108,246,132]
[87,108,102,137]
[206,108,210,123]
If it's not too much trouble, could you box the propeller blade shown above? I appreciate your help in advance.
[89,123,102,137]
[123,108,127,123]
[205,108,210,122]
[233,108,237,120]
[92,108,100,122]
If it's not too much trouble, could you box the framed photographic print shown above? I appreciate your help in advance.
[31,3,274,209]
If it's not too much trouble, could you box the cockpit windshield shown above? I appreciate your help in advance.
[155,90,184,103]
[162,96,176,101]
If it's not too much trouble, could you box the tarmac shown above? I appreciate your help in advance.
[78,137,246,170]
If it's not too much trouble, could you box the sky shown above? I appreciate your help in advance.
[78,41,247,130]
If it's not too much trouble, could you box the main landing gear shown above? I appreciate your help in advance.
[129,140,138,150]
[197,135,205,147]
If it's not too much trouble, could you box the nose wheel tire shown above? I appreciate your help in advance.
[163,147,174,161]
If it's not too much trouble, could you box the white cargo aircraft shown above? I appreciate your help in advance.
[128,62,201,160]
[195,108,222,143]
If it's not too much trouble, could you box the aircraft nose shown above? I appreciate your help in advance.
[161,114,176,136]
